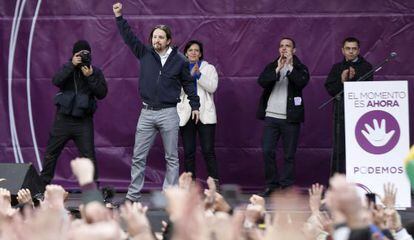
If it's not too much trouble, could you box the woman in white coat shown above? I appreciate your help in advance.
[177,40,219,182]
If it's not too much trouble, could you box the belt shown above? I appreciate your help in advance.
[142,104,174,111]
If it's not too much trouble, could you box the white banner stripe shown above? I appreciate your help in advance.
[8,0,22,164]
[10,0,28,163]
[27,0,43,170]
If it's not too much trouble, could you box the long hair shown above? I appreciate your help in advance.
[148,25,172,46]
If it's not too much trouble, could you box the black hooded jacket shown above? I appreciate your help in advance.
[53,62,108,117]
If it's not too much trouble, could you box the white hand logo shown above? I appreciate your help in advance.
[361,119,395,147]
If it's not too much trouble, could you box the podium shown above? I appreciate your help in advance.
[344,81,410,208]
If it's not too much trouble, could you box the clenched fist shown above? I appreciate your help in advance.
[113,2,123,17]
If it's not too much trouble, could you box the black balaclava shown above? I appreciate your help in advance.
[72,40,91,55]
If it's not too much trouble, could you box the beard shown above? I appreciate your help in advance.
[153,43,166,51]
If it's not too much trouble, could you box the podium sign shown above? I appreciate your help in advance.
[344,81,410,208]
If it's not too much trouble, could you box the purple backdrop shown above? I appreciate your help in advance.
[1,0,413,191]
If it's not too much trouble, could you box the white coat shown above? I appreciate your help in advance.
[177,61,218,126]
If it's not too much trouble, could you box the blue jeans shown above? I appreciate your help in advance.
[262,117,300,189]
[126,107,179,201]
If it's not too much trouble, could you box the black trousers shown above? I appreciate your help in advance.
[40,113,98,186]
[262,117,300,189]
[331,100,346,175]
[180,120,219,180]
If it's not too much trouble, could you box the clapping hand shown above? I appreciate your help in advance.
[190,62,200,76]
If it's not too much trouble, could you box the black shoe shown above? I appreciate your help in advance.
[111,197,137,208]
[259,187,276,197]
[101,186,116,204]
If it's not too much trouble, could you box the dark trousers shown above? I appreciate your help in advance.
[330,100,346,175]
[180,120,219,179]
[262,117,300,189]
[40,113,98,186]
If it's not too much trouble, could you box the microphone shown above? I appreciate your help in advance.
[375,52,398,72]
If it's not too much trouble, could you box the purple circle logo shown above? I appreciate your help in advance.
[355,110,400,154]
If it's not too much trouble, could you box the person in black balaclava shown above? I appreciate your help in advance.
[39,40,108,188]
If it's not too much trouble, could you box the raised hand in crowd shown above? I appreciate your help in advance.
[203,189,231,213]
[210,210,245,240]
[42,184,67,210]
[70,157,104,205]
[325,174,366,229]
[249,194,265,211]
[308,183,324,215]
[178,172,193,190]
[305,210,332,240]
[384,207,403,233]
[165,187,189,222]
[370,203,386,230]
[204,177,217,210]
[378,183,405,234]
[245,194,265,227]
[381,182,397,209]
[166,186,209,240]
[4,206,70,240]
[16,188,34,206]
[244,204,264,229]
[81,201,111,224]
[0,188,16,216]
[303,216,324,240]
[71,157,94,186]
[120,202,154,240]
